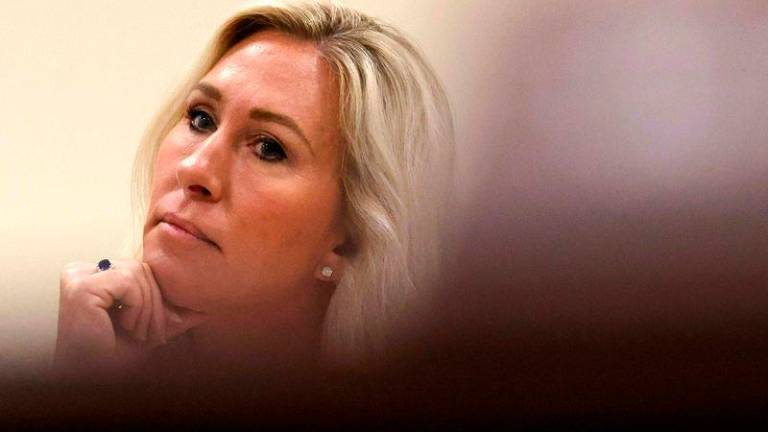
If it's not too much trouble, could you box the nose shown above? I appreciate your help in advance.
[176,134,230,202]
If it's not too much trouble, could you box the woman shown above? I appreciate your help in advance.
[53,0,453,380]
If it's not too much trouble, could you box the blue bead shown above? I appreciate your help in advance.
[97,259,112,271]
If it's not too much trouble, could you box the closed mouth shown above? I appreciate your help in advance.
[160,213,220,251]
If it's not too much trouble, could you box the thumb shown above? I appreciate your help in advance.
[164,303,208,341]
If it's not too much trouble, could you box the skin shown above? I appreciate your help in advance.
[54,30,348,379]
[143,29,345,314]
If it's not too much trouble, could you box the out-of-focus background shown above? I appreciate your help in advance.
[1,0,767,422]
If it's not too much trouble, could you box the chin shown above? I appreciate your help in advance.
[142,234,219,312]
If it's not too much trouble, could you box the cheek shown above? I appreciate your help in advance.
[227,180,342,266]
[230,187,312,251]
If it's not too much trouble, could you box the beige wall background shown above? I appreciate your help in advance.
[0,0,509,373]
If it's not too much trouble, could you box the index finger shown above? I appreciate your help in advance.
[141,264,208,341]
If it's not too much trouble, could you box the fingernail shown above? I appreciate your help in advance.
[168,311,183,325]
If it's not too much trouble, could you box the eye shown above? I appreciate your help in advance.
[251,136,287,162]
[187,107,216,132]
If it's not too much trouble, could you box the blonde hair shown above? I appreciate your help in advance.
[132,0,454,367]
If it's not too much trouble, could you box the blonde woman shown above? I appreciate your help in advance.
[53,0,453,380]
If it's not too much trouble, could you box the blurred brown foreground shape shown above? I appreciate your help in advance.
[3,1,768,428]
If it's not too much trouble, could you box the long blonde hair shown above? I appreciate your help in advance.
[132,0,454,367]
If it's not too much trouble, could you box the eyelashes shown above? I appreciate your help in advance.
[187,107,216,132]
[249,136,287,162]
[185,106,287,162]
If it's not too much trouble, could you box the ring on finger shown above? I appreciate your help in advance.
[98,259,124,310]
[97,259,113,272]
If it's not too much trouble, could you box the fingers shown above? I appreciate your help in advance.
[84,265,143,312]
[132,265,152,343]
[56,259,207,380]
[113,261,157,345]
[105,260,206,345]
[143,263,168,347]
[163,298,208,341]
[140,264,207,341]
[60,260,207,348]
[164,305,208,341]
[80,261,152,344]
[55,261,146,376]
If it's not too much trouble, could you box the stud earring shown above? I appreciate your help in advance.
[321,266,334,278]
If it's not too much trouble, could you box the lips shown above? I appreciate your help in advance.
[160,212,219,249]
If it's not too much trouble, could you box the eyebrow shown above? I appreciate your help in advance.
[249,108,313,155]
[192,82,221,101]
[191,82,314,155]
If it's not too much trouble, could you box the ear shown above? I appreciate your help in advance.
[315,242,350,284]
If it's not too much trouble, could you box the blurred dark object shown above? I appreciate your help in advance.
[431,0,768,425]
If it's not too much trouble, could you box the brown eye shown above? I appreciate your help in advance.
[251,136,287,162]
[187,108,216,132]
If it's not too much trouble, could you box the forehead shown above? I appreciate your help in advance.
[204,30,338,116]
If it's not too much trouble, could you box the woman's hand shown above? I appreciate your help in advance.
[52,260,206,380]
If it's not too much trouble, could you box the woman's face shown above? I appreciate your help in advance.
[142,30,345,313]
